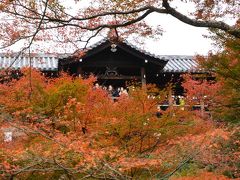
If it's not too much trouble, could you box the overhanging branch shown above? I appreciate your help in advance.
[162,0,240,38]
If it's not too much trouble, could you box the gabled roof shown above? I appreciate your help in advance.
[59,38,168,66]
[76,38,200,73]
[0,39,201,73]
[86,38,167,60]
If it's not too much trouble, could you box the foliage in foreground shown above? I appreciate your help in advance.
[0,69,239,179]
[198,37,240,123]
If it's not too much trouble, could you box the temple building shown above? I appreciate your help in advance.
[0,38,201,94]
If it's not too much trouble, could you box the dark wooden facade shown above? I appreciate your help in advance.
[59,39,171,88]
[0,38,202,96]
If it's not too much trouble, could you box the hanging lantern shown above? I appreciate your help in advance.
[110,44,117,52]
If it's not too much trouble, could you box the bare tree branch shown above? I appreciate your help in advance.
[161,0,240,38]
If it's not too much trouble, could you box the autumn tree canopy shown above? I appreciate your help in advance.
[1,69,238,179]
[0,0,239,179]
[0,0,239,54]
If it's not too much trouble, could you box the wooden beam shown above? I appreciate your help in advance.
[97,75,141,80]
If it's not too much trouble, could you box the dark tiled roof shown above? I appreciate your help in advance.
[84,39,199,72]
[121,40,168,61]
[0,39,201,73]
[76,38,168,66]
[0,54,199,73]
[86,37,109,49]
[160,55,199,73]
[0,54,58,71]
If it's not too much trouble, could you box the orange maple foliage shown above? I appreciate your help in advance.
[0,68,238,179]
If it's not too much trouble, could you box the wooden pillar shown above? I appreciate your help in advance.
[168,88,173,106]
[200,99,205,117]
[167,87,174,116]
[77,65,83,78]
[141,67,146,88]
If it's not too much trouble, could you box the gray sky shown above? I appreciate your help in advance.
[1,1,216,56]
[144,13,214,55]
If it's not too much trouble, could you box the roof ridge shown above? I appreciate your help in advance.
[122,39,164,60]
[159,55,194,58]
[86,38,195,61]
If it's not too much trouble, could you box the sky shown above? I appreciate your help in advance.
[1,0,216,56]
[81,1,216,56]
[144,13,215,56]
[62,0,216,56]
[4,16,215,56]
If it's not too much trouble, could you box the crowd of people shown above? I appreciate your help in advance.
[93,83,191,118]
[93,83,186,105]
[93,83,129,98]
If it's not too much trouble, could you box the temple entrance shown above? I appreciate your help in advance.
[59,38,167,88]
[78,66,142,88]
